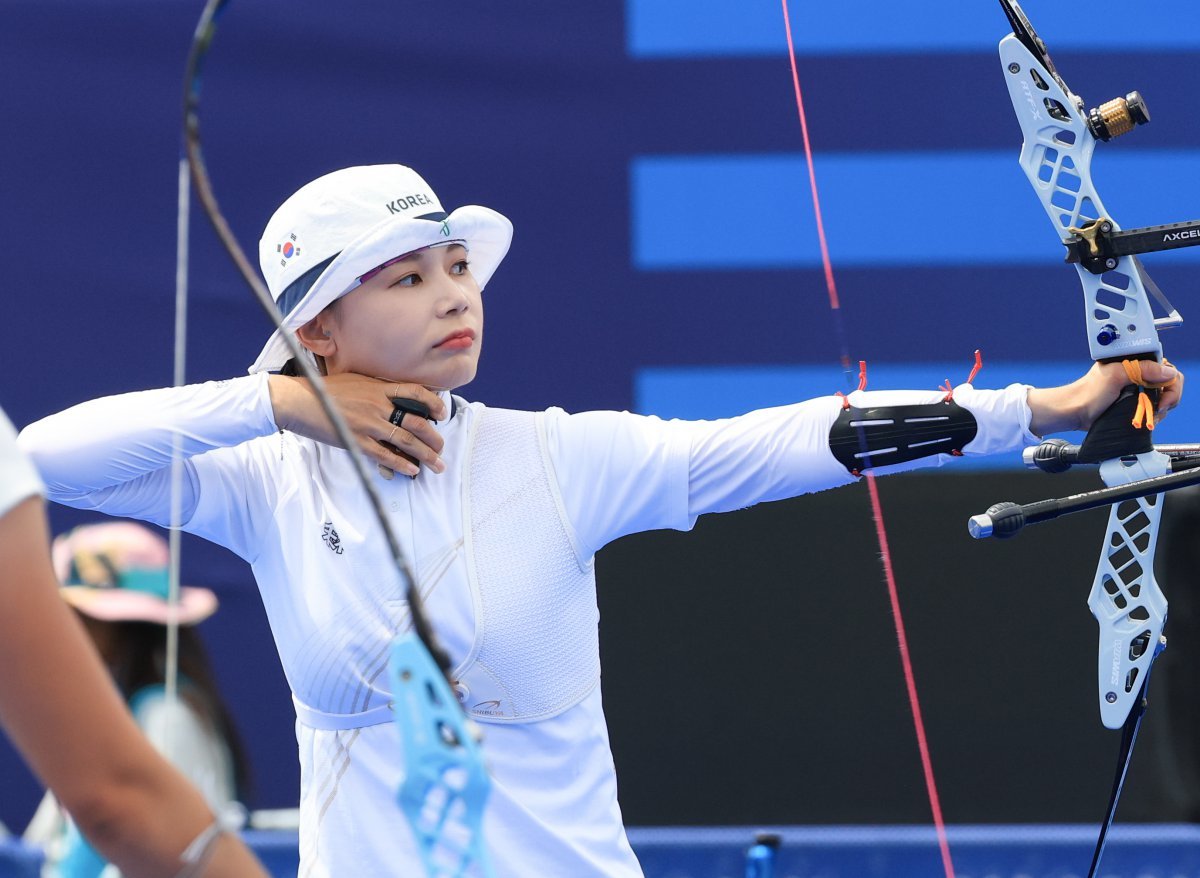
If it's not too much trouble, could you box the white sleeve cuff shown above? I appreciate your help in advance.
[950,382,1038,456]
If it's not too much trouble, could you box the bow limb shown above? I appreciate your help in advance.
[997,0,1172,734]
[180,4,493,875]
[995,2,1178,873]
[180,0,429,664]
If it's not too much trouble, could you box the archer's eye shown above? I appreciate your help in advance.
[450,260,471,276]
[390,272,420,288]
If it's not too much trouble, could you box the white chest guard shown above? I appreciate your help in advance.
[286,405,600,731]
[454,407,600,723]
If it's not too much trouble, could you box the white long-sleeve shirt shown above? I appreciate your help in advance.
[19,375,1035,877]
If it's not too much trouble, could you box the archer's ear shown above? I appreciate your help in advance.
[295,315,336,358]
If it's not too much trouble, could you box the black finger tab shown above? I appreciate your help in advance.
[389,398,433,427]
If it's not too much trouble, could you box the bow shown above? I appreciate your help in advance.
[180,4,493,875]
[969,2,1196,873]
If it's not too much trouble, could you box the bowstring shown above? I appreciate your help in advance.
[163,119,194,757]
[779,4,955,876]
[181,0,449,675]
[177,7,493,874]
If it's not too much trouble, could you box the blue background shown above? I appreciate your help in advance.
[3,0,1200,837]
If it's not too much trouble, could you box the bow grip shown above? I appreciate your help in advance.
[1076,383,1157,464]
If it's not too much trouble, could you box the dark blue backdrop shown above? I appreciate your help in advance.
[3,0,1200,834]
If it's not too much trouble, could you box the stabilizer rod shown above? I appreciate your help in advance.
[968,464,1200,539]
[1025,438,1200,473]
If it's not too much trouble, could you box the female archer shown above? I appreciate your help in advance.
[18,163,1182,877]
[0,406,265,878]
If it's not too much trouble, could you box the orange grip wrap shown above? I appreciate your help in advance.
[1122,358,1177,431]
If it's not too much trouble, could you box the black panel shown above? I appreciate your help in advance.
[597,469,1188,825]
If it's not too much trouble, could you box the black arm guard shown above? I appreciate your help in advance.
[829,398,979,475]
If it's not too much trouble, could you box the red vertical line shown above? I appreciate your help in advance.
[779,4,956,877]
[780,0,838,313]
[865,474,955,878]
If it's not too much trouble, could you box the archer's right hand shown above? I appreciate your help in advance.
[268,373,448,478]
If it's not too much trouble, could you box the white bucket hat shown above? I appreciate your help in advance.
[249,164,513,374]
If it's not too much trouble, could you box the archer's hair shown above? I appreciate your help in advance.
[93,619,252,798]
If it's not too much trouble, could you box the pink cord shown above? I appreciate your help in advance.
[780,4,956,876]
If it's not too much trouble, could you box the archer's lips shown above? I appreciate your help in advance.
[434,328,476,350]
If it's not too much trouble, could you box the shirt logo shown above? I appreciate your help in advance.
[321,521,344,554]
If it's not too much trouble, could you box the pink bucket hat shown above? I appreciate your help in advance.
[52,522,218,626]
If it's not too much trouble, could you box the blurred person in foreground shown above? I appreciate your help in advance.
[0,404,266,878]
[24,521,251,878]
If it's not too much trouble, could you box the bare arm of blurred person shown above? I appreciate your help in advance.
[0,408,267,878]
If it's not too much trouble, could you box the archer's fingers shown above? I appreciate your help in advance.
[1139,361,1181,386]
[1158,371,1185,417]
[361,438,420,479]
[392,411,445,456]
[381,424,445,473]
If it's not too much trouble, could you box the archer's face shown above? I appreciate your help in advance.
[315,244,483,390]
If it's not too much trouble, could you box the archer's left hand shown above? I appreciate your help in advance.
[1027,360,1184,436]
